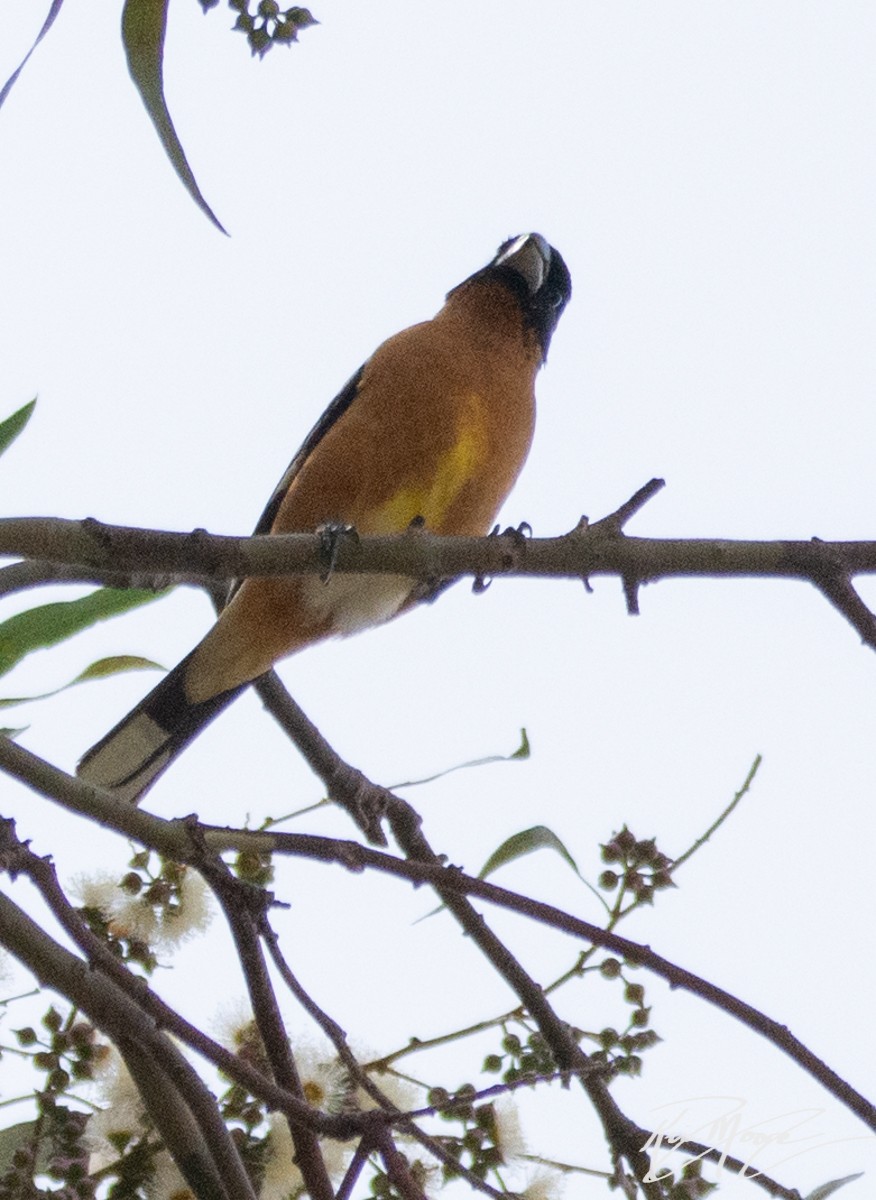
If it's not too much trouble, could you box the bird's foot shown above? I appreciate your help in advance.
[316,521,359,583]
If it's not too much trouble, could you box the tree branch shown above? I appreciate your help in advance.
[7,731,872,1134]
[0,819,362,1137]
[4,735,873,1170]
[4,487,876,647]
[195,853,335,1200]
[0,883,255,1200]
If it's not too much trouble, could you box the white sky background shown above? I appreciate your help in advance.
[1,2,875,1196]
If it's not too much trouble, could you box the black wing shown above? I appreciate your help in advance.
[224,365,365,604]
[252,364,366,536]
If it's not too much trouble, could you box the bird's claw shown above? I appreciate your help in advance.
[317,522,358,583]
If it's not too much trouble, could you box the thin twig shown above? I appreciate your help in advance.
[672,754,762,873]
[261,919,508,1200]
[588,478,666,533]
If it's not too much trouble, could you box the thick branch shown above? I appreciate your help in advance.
[4,513,876,587]
[4,503,876,650]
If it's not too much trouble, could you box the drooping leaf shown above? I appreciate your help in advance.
[393,728,531,788]
[0,589,168,679]
[418,825,589,924]
[73,654,163,682]
[478,825,581,880]
[0,655,163,708]
[0,399,36,459]
[121,0,226,233]
[0,2,66,112]
[805,1176,864,1200]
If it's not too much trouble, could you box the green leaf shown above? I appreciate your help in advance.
[478,825,581,880]
[73,654,163,682]
[392,728,531,788]
[805,1176,864,1200]
[0,2,66,112]
[0,589,167,679]
[121,0,227,234]
[0,655,163,708]
[418,825,587,924]
[0,400,36,459]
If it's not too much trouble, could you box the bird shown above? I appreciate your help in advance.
[77,233,571,802]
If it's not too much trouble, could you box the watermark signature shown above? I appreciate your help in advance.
[641,1095,869,1184]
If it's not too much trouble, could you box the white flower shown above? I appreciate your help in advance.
[108,895,159,943]
[493,1098,526,1163]
[260,1114,304,1200]
[71,869,158,943]
[85,1049,147,1170]
[295,1041,352,1114]
[71,866,212,949]
[214,999,257,1050]
[347,1044,420,1116]
[154,869,213,948]
[356,1068,419,1115]
[520,1167,565,1200]
[71,872,122,915]
[318,1134,352,1185]
[260,1113,351,1196]
[146,1150,196,1200]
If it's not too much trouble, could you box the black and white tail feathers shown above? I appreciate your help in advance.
[76,653,245,803]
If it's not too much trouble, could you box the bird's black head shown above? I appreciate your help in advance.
[453,233,572,361]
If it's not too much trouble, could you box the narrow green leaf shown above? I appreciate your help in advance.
[0,2,66,111]
[806,1177,864,1200]
[0,726,28,739]
[392,728,531,789]
[478,825,581,880]
[0,655,163,708]
[73,654,163,682]
[121,0,227,234]
[0,400,36,459]
[417,825,585,925]
[0,589,168,679]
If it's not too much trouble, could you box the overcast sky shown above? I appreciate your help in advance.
[1,4,876,1197]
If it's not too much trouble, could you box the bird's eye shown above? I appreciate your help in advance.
[546,289,564,309]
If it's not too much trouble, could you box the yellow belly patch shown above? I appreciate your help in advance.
[367,394,488,533]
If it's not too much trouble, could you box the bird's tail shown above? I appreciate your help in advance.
[76,652,245,803]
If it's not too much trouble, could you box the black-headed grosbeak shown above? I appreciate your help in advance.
[78,233,571,800]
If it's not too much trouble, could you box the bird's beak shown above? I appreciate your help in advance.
[493,233,551,294]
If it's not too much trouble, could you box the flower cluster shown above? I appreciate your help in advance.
[73,856,212,973]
